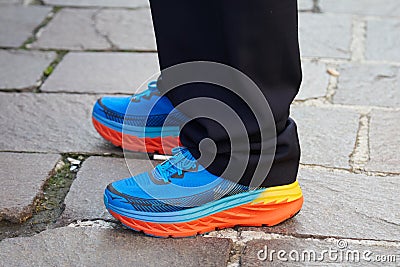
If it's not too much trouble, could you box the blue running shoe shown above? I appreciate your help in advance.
[92,81,184,154]
[104,147,303,237]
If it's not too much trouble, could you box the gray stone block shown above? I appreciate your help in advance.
[242,167,400,241]
[59,156,154,224]
[291,106,359,168]
[366,19,400,62]
[297,60,330,100]
[0,50,56,90]
[0,6,51,47]
[299,13,352,59]
[333,63,400,107]
[0,152,60,223]
[43,0,149,8]
[366,109,400,173]
[94,8,156,51]
[0,227,232,267]
[32,8,110,50]
[33,8,156,51]
[0,92,120,153]
[41,52,159,94]
[320,0,400,17]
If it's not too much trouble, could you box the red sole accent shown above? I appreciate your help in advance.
[93,117,180,155]
[109,197,303,238]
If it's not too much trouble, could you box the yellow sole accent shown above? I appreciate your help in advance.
[251,181,303,204]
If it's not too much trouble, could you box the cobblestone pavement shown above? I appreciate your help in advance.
[0,0,399,266]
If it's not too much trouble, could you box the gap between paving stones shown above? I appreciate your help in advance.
[35,50,67,92]
[349,112,371,172]
[20,6,62,49]
[0,152,167,241]
[312,0,321,13]
[0,154,85,241]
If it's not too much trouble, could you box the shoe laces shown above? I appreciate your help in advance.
[153,147,198,183]
[131,81,159,102]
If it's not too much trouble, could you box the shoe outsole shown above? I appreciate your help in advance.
[108,196,303,238]
[92,117,180,155]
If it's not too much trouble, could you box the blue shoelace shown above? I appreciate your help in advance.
[153,147,198,183]
[131,81,159,102]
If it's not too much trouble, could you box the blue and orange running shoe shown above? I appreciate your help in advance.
[104,147,303,237]
[92,81,184,154]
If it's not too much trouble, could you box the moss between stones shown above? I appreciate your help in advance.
[0,155,86,241]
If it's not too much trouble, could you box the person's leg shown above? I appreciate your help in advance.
[103,0,304,237]
[150,0,302,187]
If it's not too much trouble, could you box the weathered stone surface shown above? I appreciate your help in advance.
[291,106,359,168]
[0,227,232,267]
[334,64,400,107]
[366,19,400,62]
[59,156,154,224]
[41,52,159,94]
[33,8,156,51]
[296,60,330,100]
[94,8,156,51]
[0,92,120,153]
[366,110,400,173]
[33,8,110,50]
[0,6,51,47]
[43,0,149,8]
[0,50,56,90]
[298,0,313,11]
[320,0,400,17]
[299,13,352,59]
[242,167,400,241]
[242,236,400,266]
[0,152,60,223]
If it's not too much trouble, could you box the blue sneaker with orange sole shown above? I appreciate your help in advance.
[104,147,303,238]
[92,81,184,154]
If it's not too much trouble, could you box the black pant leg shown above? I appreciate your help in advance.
[149,0,302,187]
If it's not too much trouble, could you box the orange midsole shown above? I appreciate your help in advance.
[109,196,303,237]
[92,117,180,154]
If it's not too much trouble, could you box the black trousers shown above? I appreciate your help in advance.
[149,0,302,187]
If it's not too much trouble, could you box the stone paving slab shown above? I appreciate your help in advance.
[296,60,330,100]
[0,6,51,48]
[94,8,156,50]
[242,235,400,266]
[333,63,400,107]
[0,227,232,267]
[59,156,154,224]
[0,152,60,223]
[43,0,149,8]
[365,109,400,173]
[320,0,400,17]
[299,13,352,59]
[33,8,110,50]
[33,8,156,51]
[291,106,359,168]
[41,52,159,94]
[366,18,400,62]
[241,167,400,242]
[0,92,120,154]
[0,50,56,91]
